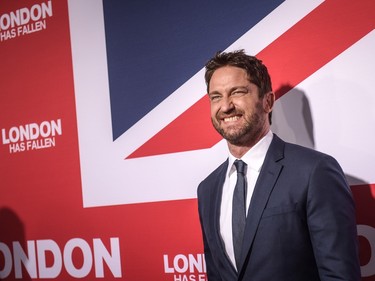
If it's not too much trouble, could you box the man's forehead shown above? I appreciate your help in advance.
[211,67,248,83]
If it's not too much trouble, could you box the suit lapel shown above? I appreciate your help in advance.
[210,160,239,274]
[212,159,227,252]
[238,135,285,273]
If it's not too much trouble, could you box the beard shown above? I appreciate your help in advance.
[212,105,264,146]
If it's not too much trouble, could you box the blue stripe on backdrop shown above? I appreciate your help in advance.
[103,0,284,140]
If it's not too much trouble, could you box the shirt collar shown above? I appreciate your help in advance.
[227,130,273,176]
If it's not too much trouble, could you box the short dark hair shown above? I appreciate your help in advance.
[205,49,272,97]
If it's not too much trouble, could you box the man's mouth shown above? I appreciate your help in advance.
[223,115,241,122]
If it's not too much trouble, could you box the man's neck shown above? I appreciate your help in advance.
[227,127,270,158]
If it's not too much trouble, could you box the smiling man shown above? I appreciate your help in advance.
[197,50,360,281]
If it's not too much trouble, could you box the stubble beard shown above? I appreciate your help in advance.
[212,106,264,146]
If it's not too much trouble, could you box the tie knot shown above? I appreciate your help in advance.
[234,159,246,174]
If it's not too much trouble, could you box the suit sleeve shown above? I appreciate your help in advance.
[307,155,361,281]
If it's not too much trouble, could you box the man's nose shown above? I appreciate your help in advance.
[221,97,235,112]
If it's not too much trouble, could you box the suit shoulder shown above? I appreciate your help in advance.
[200,160,227,184]
[285,141,334,159]
[197,160,228,194]
[281,140,341,171]
[272,134,339,167]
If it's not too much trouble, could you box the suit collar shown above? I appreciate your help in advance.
[228,130,274,176]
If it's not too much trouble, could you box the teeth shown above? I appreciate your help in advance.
[224,116,240,122]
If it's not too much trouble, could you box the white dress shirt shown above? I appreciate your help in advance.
[219,130,273,269]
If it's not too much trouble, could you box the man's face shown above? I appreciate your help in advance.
[208,66,269,145]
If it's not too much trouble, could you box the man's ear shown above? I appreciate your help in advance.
[264,91,275,113]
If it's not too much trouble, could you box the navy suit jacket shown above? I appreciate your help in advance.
[197,134,360,281]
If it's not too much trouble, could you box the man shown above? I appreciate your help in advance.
[197,50,360,281]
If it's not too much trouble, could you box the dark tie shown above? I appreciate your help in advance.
[232,159,247,271]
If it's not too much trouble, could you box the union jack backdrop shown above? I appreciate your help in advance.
[1,0,374,280]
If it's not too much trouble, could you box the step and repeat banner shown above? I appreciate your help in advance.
[1,0,375,280]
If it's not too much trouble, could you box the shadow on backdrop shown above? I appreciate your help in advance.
[0,208,31,281]
[272,84,315,149]
[271,84,374,277]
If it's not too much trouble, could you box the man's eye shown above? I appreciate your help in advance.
[233,90,246,96]
[209,95,221,101]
